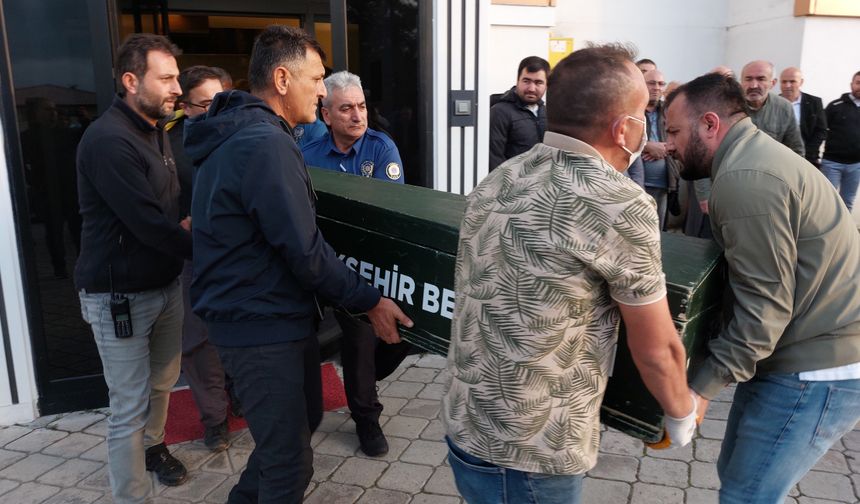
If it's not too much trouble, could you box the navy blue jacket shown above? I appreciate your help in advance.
[185,90,381,347]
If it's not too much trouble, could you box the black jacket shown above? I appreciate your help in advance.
[798,92,827,165]
[165,111,194,218]
[489,87,546,171]
[823,93,860,164]
[185,90,381,347]
[74,96,191,293]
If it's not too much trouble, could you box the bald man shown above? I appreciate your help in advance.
[780,67,827,167]
[740,61,804,156]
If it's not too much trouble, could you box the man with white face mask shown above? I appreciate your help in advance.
[443,43,697,504]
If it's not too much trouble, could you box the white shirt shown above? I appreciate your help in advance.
[799,362,860,381]
[790,96,801,125]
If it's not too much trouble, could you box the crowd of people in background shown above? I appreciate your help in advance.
[489,55,860,235]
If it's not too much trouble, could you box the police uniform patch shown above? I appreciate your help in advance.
[385,162,401,180]
[360,160,374,177]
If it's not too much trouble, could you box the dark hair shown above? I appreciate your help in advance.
[665,72,748,122]
[636,58,656,67]
[517,56,550,79]
[248,25,325,93]
[546,42,638,141]
[115,33,181,96]
[211,66,234,89]
[178,66,223,102]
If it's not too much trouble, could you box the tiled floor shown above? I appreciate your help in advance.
[0,353,858,504]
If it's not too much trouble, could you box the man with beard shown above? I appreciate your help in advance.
[665,73,860,504]
[75,33,191,502]
[489,56,549,171]
[740,60,804,156]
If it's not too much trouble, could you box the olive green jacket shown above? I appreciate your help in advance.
[690,118,860,399]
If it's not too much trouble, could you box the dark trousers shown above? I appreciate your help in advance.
[216,337,323,504]
[335,310,412,425]
[181,261,228,427]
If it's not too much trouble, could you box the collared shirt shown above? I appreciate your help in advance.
[790,95,801,125]
[443,131,666,475]
[294,118,328,147]
[301,128,404,183]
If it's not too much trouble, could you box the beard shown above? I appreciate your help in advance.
[678,130,713,181]
[135,85,175,122]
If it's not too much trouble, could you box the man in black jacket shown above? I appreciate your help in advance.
[779,67,827,167]
[489,56,549,171]
[76,33,191,502]
[822,71,860,212]
[186,26,412,503]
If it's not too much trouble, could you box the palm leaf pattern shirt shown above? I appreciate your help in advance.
[442,131,667,475]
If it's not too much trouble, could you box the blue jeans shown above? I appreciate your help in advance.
[718,372,860,504]
[446,437,583,504]
[821,159,860,211]
[80,280,183,504]
[645,186,668,230]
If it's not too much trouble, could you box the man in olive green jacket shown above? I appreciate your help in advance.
[665,73,860,504]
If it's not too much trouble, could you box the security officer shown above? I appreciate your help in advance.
[302,71,410,457]
[302,71,404,184]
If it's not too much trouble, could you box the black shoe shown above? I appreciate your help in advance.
[145,443,188,486]
[203,420,230,452]
[356,421,389,457]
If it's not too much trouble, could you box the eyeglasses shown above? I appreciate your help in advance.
[646,80,667,87]
[185,100,212,111]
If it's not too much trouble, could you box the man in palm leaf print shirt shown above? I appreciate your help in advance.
[442,44,698,504]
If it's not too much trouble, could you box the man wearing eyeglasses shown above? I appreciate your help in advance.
[164,65,233,453]
[634,68,680,230]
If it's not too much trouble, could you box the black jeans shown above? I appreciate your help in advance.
[335,310,412,425]
[216,336,323,504]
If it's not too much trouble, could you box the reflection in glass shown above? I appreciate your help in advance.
[347,0,419,185]
[5,0,102,379]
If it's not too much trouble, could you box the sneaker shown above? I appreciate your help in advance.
[356,421,389,457]
[145,443,188,486]
[203,420,230,452]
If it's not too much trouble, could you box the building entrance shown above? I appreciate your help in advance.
[0,0,425,415]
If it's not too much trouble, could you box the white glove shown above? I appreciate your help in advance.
[647,392,698,449]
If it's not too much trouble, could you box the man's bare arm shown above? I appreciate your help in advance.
[619,297,693,418]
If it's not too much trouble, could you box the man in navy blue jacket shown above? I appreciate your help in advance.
[186,26,412,503]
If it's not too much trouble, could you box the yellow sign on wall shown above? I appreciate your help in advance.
[548,37,574,68]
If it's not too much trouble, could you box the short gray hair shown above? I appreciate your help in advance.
[322,71,363,107]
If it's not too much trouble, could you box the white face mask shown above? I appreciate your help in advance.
[621,115,647,168]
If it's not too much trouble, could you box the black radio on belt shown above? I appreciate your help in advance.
[109,265,133,338]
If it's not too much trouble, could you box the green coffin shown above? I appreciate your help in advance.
[311,168,725,443]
